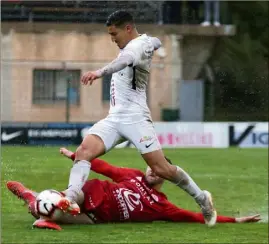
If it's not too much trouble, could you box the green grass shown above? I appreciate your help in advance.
[1,146,268,243]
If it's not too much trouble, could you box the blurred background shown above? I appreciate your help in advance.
[1,0,268,148]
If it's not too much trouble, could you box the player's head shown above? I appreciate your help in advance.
[145,156,173,187]
[106,10,137,49]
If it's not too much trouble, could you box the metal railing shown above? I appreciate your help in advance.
[1,1,164,24]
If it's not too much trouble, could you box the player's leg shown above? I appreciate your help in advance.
[142,149,217,226]
[59,134,103,212]
[121,120,217,226]
[60,118,122,212]
[6,181,40,219]
[6,181,37,204]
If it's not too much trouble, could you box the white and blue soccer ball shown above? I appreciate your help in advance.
[35,189,64,221]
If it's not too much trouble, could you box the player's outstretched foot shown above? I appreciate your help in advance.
[197,190,217,227]
[57,197,80,216]
[60,147,73,159]
[6,181,37,204]
[33,218,62,231]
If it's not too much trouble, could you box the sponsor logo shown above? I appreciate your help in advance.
[145,142,154,148]
[43,203,49,212]
[229,124,268,147]
[113,188,130,220]
[140,136,153,143]
[28,129,78,138]
[1,131,23,141]
[113,188,143,220]
[130,178,158,205]
[157,132,213,146]
[121,188,143,211]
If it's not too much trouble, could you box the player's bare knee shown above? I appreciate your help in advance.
[75,134,105,161]
[75,144,93,161]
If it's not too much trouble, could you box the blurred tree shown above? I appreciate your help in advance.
[210,1,268,121]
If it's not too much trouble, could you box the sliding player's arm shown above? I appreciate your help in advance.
[162,203,236,223]
[68,152,142,182]
[90,158,143,182]
[162,202,260,223]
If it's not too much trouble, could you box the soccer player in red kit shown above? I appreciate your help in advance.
[7,148,261,230]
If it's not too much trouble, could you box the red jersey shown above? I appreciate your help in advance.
[81,158,235,224]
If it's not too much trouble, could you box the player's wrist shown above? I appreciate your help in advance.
[95,70,103,78]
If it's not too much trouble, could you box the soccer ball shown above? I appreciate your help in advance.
[35,189,64,221]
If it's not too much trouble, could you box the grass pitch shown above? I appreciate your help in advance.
[1,146,268,243]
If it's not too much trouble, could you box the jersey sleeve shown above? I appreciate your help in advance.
[162,202,236,223]
[96,53,135,77]
[149,37,162,50]
[123,42,144,67]
[90,158,144,182]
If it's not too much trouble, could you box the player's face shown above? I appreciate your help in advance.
[145,166,164,186]
[107,24,132,49]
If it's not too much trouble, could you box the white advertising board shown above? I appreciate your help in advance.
[153,122,229,148]
[116,122,229,148]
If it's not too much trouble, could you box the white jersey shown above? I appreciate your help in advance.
[109,34,156,121]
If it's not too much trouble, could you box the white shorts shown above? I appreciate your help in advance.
[86,116,161,154]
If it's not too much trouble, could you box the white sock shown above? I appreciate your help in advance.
[65,160,91,202]
[173,166,204,201]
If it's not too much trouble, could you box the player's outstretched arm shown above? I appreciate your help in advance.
[163,203,261,224]
[81,53,135,86]
[163,205,234,223]
[60,148,142,182]
[235,214,261,223]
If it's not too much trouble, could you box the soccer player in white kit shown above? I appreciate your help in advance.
[59,10,217,226]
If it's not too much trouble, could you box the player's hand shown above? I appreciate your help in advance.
[80,71,100,86]
[60,147,74,160]
[236,214,261,223]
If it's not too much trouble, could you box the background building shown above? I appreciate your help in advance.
[1,0,240,123]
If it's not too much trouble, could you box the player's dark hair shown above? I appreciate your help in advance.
[106,10,134,27]
[165,156,172,165]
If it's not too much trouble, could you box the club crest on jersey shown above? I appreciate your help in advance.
[120,188,143,211]
[140,136,153,143]
[114,188,144,220]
